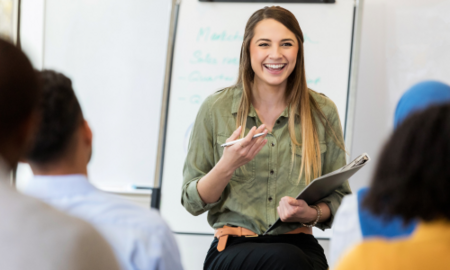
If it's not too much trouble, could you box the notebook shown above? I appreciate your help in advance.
[263,153,370,235]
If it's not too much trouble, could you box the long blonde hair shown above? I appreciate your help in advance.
[235,6,344,185]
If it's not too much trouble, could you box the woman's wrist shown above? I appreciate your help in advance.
[305,205,319,224]
[215,159,235,179]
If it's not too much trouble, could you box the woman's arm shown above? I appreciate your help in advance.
[182,97,267,215]
[197,125,267,204]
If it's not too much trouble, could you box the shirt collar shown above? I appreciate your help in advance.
[231,88,242,115]
[24,174,96,199]
[231,87,291,118]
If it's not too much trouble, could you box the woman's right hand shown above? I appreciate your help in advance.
[218,125,268,174]
[196,125,267,204]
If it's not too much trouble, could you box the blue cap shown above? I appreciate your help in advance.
[394,81,450,128]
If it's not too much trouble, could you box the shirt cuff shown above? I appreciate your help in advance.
[315,193,340,230]
[184,178,222,216]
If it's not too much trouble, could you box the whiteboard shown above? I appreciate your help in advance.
[160,0,356,238]
[17,0,172,190]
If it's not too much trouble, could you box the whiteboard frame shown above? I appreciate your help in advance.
[154,0,364,239]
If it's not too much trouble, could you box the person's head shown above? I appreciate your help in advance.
[364,103,450,223]
[236,6,344,184]
[240,7,301,89]
[26,70,92,175]
[394,81,450,128]
[0,38,41,168]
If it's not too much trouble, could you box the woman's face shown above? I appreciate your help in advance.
[249,19,299,88]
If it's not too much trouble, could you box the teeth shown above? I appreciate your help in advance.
[265,64,285,69]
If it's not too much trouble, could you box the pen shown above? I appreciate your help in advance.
[220,133,266,147]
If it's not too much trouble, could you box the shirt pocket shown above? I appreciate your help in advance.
[216,134,256,182]
[288,142,327,186]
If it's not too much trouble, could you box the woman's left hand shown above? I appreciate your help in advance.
[277,196,318,223]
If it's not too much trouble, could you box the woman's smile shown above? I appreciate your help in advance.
[263,63,288,74]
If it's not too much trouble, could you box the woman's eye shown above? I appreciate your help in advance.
[258,43,269,47]
[282,43,293,47]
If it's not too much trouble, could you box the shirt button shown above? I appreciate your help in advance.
[268,197,273,202]
[276,120,281,124]
[270,170,274,175]
[271,142,275,147]
[268,224,272,227]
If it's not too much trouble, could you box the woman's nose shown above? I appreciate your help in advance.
[269,45,283,59]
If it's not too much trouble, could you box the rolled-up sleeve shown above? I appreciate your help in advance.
[181,97,223,216]
[315,101,352,230]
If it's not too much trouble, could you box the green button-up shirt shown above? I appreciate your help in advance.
[182,86,351,235]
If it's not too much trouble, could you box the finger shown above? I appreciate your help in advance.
[277,206,285,221]
[256,124,266,133]
[248,138,267,158]
[241,126,257,148]
[226,126,242,143]
[253,128,268,145]
[287,197,301,206]
[247,130,267,153]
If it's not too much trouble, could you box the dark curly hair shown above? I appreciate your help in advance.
[27,70,83,164]
[363,103,450,222]
[0,39,41,141]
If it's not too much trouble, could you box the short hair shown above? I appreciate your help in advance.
[0,39,40,141]
[27,70,83,164]
[364,103,450,222]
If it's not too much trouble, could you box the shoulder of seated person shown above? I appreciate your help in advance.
[92,192,172,230]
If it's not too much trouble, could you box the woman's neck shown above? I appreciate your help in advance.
[251,80,287,110]
[251,80,288,131]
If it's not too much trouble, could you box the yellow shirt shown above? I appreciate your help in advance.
[336,220,450,270]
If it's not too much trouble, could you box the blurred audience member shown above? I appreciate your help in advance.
[23,70,183,270]
[329,81,450,268]
[336,103,450,269]
[0,39,120,270]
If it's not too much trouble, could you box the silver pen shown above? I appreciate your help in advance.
[220,133,266,147]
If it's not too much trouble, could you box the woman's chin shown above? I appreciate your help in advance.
[261,78,287,87]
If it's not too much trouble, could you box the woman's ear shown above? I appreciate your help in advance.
[81,120,93,147]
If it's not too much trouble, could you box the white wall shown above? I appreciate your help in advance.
[349,0,450,192]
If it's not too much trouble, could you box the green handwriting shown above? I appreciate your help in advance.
[197,27,243,42]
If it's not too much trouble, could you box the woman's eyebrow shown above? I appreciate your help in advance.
[281,38,295,42]
[256,38,271,42]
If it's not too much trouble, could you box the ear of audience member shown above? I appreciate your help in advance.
[0,38,121,270]
[336,104,450,270]
[329,80,450,269]
[23,70,184,270]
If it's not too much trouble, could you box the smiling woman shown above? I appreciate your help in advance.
[181,6,351,270]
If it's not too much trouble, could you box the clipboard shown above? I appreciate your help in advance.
[263,153,370,235]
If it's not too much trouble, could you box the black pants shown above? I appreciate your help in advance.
[204,233,328,270]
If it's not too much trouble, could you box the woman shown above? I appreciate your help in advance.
[335,103,450,270]
[182,6,350,270]
[329,81,450,268]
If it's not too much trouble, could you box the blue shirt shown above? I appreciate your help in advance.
[357,187,417,238]
[23,175,183,270]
